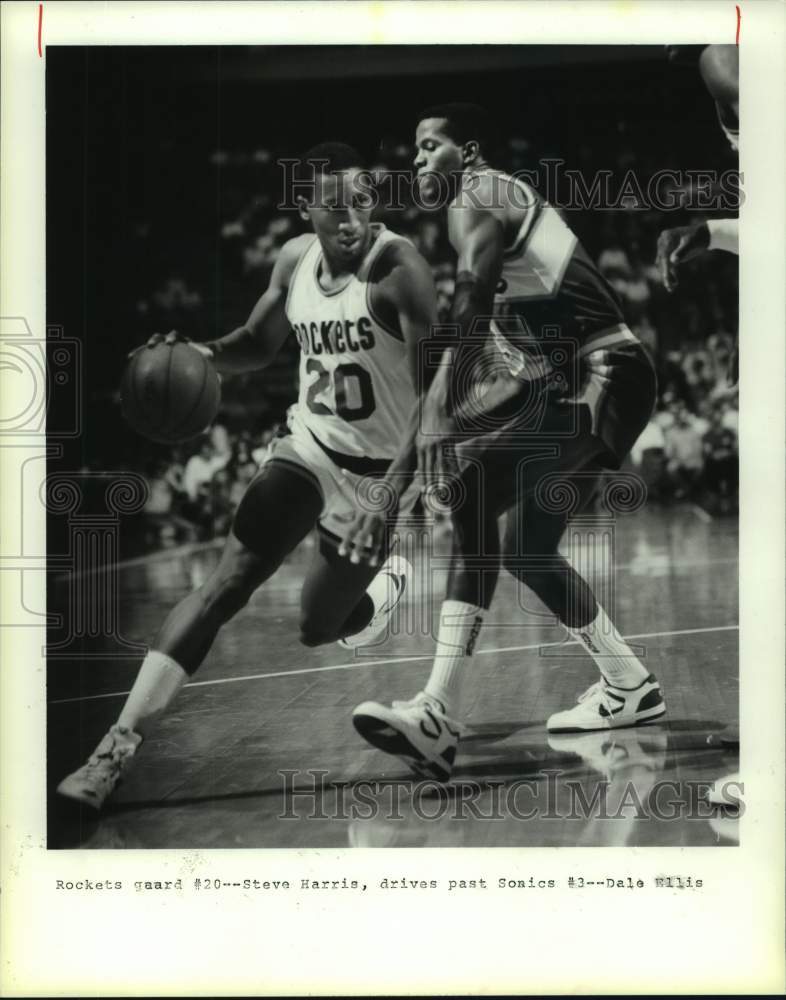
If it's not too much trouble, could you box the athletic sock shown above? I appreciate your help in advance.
[117,650,189,735]
[423,600,484,719]
[565,604,650,689]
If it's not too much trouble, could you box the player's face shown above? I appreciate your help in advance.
[304,169,375,265]
[413,118,464,201]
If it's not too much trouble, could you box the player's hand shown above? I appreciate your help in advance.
[338,510,391,566]
[127,330,214,360]
[655,224,710,292]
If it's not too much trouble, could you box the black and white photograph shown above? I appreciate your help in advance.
[46,40,742,850]
[2,1,784,996]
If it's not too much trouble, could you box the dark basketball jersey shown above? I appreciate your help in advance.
[457,170,637,385]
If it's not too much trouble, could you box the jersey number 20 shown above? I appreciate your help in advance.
[305,358,376,422]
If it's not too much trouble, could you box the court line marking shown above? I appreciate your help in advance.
[689,503,714,524]
[55,529,737,581]
[49,623,739,705]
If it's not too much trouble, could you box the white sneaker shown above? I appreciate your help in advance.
[56,724,142,810]
[353,691,461,782]
[339,555,411,649]
[706,771,743,809]
[547,674,666,733]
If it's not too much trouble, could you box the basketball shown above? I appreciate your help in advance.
[120,340,221,444]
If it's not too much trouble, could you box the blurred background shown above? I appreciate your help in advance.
[46,45,739,553]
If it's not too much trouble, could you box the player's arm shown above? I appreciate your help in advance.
[699,45,739,119]
[138,237,306,374]
[203,236,308,374]
[656,218,738,292]
[419,201,531,488]
[417,203,503,429]
[448,200,504,364]
[657,48,739,292]
[339,242,438,565]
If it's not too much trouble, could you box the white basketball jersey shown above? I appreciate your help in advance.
[285,224,415,459]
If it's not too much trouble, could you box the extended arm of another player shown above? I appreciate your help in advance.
[339,246,439,565]
[423,205,524,432]
[656,219,738,292]
[443,205,505,410]
[204,242,297,375]
[380,248,441,495]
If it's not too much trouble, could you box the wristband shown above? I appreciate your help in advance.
[706,218,739,255]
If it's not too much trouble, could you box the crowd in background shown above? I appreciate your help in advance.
[131,133,739,550]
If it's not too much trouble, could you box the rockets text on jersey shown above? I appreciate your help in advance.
[285,224,416,460]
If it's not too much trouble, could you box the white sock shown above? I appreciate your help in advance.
[341,562,401,649]
[117,650,188,735]
[566,604,650,689]
[424,600,484,719]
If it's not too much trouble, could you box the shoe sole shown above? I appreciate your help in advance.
[352,712,451,783]
[547,704,667,734]
[55,784,104,810]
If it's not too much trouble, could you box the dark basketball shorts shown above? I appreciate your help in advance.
[454,336,657,515]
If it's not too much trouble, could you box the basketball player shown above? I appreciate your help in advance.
[658,45,741,803]
[57,143,438,809]
[656,46,739,290]
[352,104,665,782]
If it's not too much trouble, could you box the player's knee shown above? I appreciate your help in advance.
[501,548,556,583]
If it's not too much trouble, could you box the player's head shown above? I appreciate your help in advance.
[413,103,492,200]
[295,142,375,264]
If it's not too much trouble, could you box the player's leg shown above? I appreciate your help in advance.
[530,351,666,731]
[506,457,665,732]
[417,463,501,718]
[501,457,602,628]
[57,458,323,808]
[298,528,406,648]
[352,459,502,782]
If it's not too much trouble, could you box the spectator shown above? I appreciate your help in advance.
[702,408,738,514]
[664,403,705,499]
[182,439,231,503]
[141,460,198,547]
[631,417,668,501]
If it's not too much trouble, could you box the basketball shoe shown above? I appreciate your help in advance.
[56,724,142,810]
[705,771,743,808]
[339,555,410,649]
[352,691,461,782]
[547,674,666,733]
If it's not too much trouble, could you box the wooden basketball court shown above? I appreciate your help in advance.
[48,504,739,849]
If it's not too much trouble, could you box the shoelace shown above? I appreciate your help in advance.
[392,692,462,737]
[84,738,132,774]
[393,690,438,712]
[577,680,613,713]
